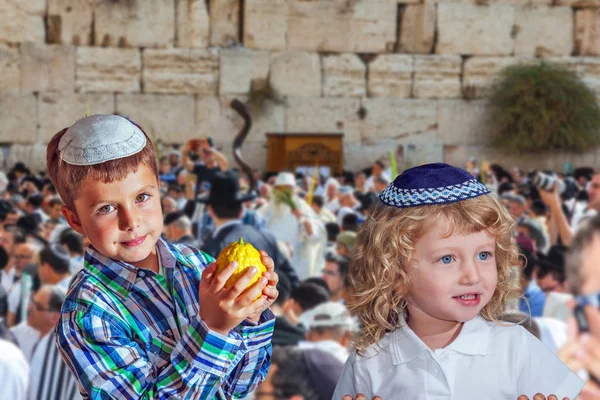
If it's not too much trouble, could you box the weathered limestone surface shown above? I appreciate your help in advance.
[0,94,37,143]
[143,49,219,95]
[21,43,76,92]
[513,7,573,57]
[285,97,362,142]
[76,47,141,93]
[462,57,527,98]
[437,100,490,145]
[116,94,196,143]
[555,0,600,6]
[399,4,436,54]
[176,0,209,48]
[94,0,175,48]
[0,0,45,44]
[286,0,397,53]
[576,9,600,56]
[360,99,440,142]
[219,49,270,95]
[244,0,289,51]
[323,54,366,98]
[413,55,462,99]
[436,4,515,56]
[428,0,551,3]
[38,93,114,142]
[210,0,240,46]
[47,0,94,45]
[368,55,414,98]
[0,45,20,92]
[270,52,321,97]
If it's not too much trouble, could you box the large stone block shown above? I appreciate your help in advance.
[270,52,321,98]
[0,94,37,143]
[413,55,462,99]
[21,43,76,93]
[143,48,219,95]
[323,54,366,98]
[285,97,362,142]
[437,100,490,145]
[368,55,414,98]
[436,4,515,56]
[244,0,289,51]
[0,45,20,92]
[0,0,45,44]
[360,99,440,142]
[462,57,528,98]
[176,0,209,48]
[210,0,241,46]
[5,144,48,173]
[219,49,270,95]
[576,9,600,56]
[428,0,551,3]
[38,93,115,142]
[116,94,196,144]
[513,7,573,57]
[47,0,95,45]
[76,47,142,93]
[94,0,175,48]
[287,0,397,53]
[399,4,436,54]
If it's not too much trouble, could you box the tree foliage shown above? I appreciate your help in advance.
[488,62,600,152]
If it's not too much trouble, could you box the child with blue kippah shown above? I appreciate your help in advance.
[333,163,584,400]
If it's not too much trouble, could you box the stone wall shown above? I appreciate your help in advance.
[2,0,600,173]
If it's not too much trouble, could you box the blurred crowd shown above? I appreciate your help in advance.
[1,140,600,399]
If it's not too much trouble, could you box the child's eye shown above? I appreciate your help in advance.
[97,205,114,214]
[136,193,150,202]
[478,251,492,261]
[439,255,455,264]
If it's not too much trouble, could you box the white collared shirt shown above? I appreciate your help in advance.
[333,316,584,400]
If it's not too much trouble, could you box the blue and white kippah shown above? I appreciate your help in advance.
[379,163,490,208]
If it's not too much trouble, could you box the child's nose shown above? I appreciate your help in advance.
[118,207,141,231]
[460,260,481,284]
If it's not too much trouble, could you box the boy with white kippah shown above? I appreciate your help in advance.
[47,114,279,399]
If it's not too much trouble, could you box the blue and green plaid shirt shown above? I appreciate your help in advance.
[55,238,274,399]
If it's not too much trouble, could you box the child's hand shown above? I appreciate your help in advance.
[246,251,279,323]
[198,260,269,336]
[517,395,569,400]
[342,395,382,400]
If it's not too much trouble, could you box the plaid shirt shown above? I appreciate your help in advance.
[55,238,274,399]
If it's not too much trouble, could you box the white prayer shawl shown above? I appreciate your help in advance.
[263,199,326,280]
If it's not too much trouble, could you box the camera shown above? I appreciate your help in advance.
[530,171,566,195]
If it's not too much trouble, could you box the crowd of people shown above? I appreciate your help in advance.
[0,134,599,399]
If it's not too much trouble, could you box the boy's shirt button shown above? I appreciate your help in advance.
[138,271,146,278]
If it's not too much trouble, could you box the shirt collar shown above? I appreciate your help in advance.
[212,219,241,238]
[83,238,188,300]
[390,315,491,365]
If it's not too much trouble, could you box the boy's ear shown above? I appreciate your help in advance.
[61,205,85,235]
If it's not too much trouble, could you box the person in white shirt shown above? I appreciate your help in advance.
[0,338,29,400]
[333,164,584,400]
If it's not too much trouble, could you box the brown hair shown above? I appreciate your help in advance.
[348,195,519,353]
[46,116,159,213]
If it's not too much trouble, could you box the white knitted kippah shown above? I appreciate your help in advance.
[58,114,147,166]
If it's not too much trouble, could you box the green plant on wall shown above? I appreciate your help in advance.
[487,62,600,152]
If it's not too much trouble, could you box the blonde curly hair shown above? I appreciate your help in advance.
[348,194,519,354]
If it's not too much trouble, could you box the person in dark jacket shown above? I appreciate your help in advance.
[201,171,300,289]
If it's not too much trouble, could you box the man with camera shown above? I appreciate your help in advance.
[181,137,229,196]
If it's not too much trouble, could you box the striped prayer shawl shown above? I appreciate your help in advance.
[29,332,81,400]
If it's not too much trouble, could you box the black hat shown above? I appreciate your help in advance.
[539,245,567,272]
[197,171,255,205]
[164,210,185,226]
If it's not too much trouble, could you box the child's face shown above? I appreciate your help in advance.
[63,165,163,270]
[406,217,498,326]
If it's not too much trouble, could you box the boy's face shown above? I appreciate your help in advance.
[406,216,498,326]
[63,165,163,271]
